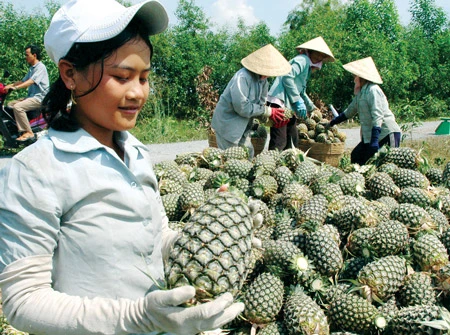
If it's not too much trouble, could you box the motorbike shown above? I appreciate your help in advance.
[0,70,47,148]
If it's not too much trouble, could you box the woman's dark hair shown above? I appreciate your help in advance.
[43,18,153,131]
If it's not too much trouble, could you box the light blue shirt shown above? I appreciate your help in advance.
[268,54,315,111]
[0,128,165,300]
[344,82,401,143]
[22,61,49,102]
[211,68,268,144]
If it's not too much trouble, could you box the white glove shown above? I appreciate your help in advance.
[0,255,244,335]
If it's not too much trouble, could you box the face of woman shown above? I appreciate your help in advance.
[309,51,326,64]
[73,37,151,144]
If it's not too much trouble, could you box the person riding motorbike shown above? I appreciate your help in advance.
[4,44,49,142]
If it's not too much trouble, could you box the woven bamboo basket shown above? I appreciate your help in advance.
[208,131,218,148]
[298,140,345,167]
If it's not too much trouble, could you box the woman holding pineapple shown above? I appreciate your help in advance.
[0,0,244,334]
[211,44,291,159]
[329,56,402,165]
[267,36,335,151]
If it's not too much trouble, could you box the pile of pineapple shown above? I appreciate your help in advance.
[298,109,347,144]
[156,145,450,335]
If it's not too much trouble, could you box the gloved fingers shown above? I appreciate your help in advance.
[152,286,196,306]
[199,301,245,331]
[188,292,235,319]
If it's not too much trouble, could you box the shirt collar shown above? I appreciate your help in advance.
[48,128,149,154]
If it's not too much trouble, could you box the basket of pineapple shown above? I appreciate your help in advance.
[297,109,347,167]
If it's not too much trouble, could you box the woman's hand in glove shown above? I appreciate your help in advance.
[269,107,285,123]
[143,286,244,335]
[292,100,307,119]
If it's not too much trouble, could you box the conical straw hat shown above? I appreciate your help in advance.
[295,36,335,62]
[343,57,383,84]
[241,44,292,77]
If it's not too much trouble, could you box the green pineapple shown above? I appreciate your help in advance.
[389,305,450,335]
[296,194,329,225]
[345,227,376,258]
[251,154,277,178]
[330,199,379,237]
[251,175,278,201]
[338,172,365,196]
[339,257,371,280]
[223,146,250,161]
[159,177,184,196]
[412,232,449,272]
[257,321,289,335]
[381,147,424,170]
[377,196,399,211]
[165,192,253,301]
[293,160,318,185]
[357,255,407,302]
[377,162,399,175]
[278,147,308,172]
[283,286,330,335]
[328,291,387,333]
[153,160,179,179]
[178,181,205,215]
[278,227,308,252]
[231,177,251,196]
[315,182,343,203]
[161,193,183,221]
[428,207,450,234]
[306,227,344,277]
[282,182,313,213]
[366,171,401,199]
[262,240,306,279]
[390,203,436,233]
[397,271,436,307]
[443,162,450,188]
[426,166,443,186]
[223,159,253,180]
[174,152,202,166]
[200,147,223,170]
[368,219,410,257]
[398,186,435,208]
[188,167,214,185]
[243,272,284,324]
[273,165,293,193]
[391,167,430,189]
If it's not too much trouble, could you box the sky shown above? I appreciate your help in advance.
[7,0,450,36]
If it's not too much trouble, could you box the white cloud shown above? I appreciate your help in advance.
[210,0,259,28]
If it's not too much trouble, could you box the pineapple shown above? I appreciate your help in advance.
[345,227,376,258]
[251,175,278,201]
[412,232,449,272]
[223,159,253,180]
[161,193,183,221]
[273,165,293,193]
[328,291,387,333]
[283,286,329,335]
[368,219,410,257]
[293,160,318,185]
[443,162,450,188]
[391,167,430,189]
[397,271,436,307]
[178,181,205,215]
[258,321,289,335]
[366,171,401,199]
[223,146,249,161]
[282,182,313,213]
[381,147,424,170]
[390,203,436,233]
[338,172,365,196]
[398,186,435,208]
[389,305,450,335]
[200,147,224,170]
[296,194,329,225]
[426,166,443,186]
[357,255,407,302]
[165,192,254,301]
[305,227,344,277]
[339,257,371,280]
[243,272,284,324]
[251,154,277,178]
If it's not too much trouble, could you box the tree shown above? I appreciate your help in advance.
[409,0,447,40]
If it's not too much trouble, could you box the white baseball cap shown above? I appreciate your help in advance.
[44,0,168,64]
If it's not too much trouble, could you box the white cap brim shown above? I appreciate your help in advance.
[45,0,168,63]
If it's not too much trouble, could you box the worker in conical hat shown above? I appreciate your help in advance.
[329,56,401,165]
[212,44,291,158]
[267,36,335,151]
